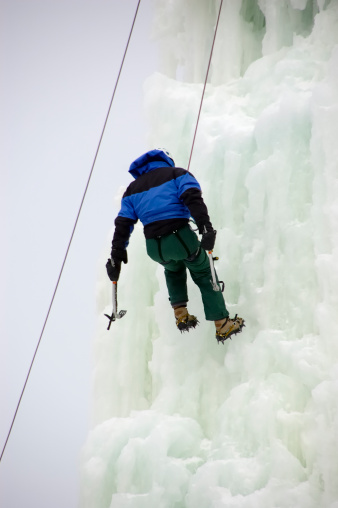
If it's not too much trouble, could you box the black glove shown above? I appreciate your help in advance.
[111,248,128,264]
[106,258,121,282]
[200,226,217,251]
[106,249,128,281]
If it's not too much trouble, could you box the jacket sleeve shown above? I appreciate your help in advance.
[111,216,137,252]
[177,170,213,232]
[111,192,138,252]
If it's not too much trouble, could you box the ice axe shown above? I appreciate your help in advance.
[207,250,224,292]
[104,281,127,330]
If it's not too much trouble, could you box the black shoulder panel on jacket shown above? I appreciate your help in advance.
[124,167,188,197]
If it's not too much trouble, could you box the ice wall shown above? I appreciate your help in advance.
[80,1,338,507]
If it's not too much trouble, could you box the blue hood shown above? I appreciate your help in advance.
[129,149,175,179]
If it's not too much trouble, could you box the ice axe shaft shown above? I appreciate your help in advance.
[104,281,127,330]
[208,251,224,292]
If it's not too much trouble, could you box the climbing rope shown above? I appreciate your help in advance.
[187,0,224,171]
[0,0,142,463]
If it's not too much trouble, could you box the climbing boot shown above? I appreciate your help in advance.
[215,314,245,343]
[174,306,199,332]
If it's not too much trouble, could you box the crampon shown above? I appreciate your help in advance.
[176,313,199,333]
[216,314,245,344]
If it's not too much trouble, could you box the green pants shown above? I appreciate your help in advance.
[146,225,229,321]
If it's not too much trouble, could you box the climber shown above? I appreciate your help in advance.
[106,148,244,342]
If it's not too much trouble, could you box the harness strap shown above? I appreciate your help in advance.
[174,229,191,258]
[155,228,199,264]
[185,246,201,262]
[155,237,166,263]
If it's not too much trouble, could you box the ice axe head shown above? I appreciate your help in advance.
[104,309,127,330]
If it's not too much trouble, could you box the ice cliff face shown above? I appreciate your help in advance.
[81,2,338,507]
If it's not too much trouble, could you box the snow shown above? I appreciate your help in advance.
[80,1,338,507]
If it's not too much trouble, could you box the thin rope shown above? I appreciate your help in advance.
[0,0,142,463]
[187,0,223,171]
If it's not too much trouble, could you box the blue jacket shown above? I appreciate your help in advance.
[112,149,211,252]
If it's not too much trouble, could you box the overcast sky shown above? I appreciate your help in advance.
[0,1,158,506]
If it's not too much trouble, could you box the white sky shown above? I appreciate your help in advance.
[0,1,158,506]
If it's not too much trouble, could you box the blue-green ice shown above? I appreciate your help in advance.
[81,2,338,507]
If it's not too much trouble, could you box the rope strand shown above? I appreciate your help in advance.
[0,0,142,463]
[187,0,223,171]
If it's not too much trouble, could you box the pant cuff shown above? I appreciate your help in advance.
[171,301,188,308]
[205,312,229,321]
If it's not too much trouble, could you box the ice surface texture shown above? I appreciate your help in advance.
[81,1,338,507]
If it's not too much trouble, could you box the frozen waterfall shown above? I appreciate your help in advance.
[81,1,338,507]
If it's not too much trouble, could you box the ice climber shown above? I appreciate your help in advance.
[106,148,244,342]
